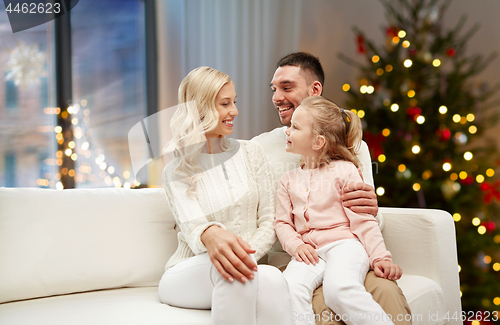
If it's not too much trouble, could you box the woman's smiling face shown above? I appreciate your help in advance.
[206,82,238,138]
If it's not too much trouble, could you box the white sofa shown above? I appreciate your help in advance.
[0,187,462,325]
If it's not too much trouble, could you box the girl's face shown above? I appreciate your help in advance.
[284,105,318,158]
[206,82,238,138]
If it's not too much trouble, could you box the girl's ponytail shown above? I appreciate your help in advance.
[342,109,362,161]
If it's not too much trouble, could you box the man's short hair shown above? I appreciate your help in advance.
[277,52,325,86]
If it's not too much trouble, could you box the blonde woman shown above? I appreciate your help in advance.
[158,67,291,325]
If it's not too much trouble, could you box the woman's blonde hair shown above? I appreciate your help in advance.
[165,66,232,196]
[300,96,362,168]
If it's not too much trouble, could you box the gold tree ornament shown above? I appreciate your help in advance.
[5,42,47,87]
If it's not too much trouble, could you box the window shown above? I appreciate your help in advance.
[70,0,148,188]
[4,153,16,187]
[40,77,48,110]
[0,0,153,188]
[5,73,17,110]
[0,6,57,187]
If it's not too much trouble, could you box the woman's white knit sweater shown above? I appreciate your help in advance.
[162,139,277,269]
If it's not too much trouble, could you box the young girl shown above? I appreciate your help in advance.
[275,96,401,325]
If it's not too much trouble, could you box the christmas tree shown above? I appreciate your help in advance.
[340,0,500,317]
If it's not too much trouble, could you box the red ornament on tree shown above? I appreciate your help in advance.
[479,180,500,204]
[446,48,456,57]
[385,26,399,38]
[460,175,474,186]
[364,131,386,158]
[357,34,366,54]
[481,221,496,233]
[406,107,422,120]
[435,127,451,141]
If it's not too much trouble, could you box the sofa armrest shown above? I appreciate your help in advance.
[380,207,462,323]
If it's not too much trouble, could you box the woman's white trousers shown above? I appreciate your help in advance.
[158,253,291,325]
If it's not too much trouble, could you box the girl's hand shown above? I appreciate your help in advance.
[201,225,257,283]
[341,182,379,216]
[294,244,319,265]
[373,260,402,280]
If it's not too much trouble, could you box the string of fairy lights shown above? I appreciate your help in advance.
[342,28,500,306]
[37,101,141,190]
[343,29,496,196]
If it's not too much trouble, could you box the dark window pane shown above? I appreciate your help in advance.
[4,153,16,187]
[0,4,57,188]
[5,74,17,110]
[71,0,147,188]
[40,77,48,110]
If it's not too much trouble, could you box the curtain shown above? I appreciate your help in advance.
[156,0,302,141]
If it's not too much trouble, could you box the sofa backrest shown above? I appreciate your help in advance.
[0,187,177,304]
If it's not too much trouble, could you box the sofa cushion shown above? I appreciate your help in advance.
[397,274,446,324]
[0,277,446,325]
[0,188,177,303]
[0,287,211,325]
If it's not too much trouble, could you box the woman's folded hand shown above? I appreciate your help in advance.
[201,225,258,283]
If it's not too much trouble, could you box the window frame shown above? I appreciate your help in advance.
[53,0,157,189]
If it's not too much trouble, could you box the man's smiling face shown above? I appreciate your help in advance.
[270,65,313,127]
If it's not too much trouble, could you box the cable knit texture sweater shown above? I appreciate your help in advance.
[162,139,277,269]
[275,160,391,269]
